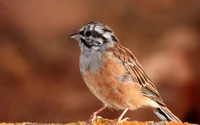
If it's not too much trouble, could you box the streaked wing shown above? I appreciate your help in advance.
[111,43,166,106]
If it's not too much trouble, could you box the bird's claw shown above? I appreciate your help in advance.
[83,115,102,125]
[111,117,130,125]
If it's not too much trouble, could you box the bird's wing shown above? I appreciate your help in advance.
[112,43,166,106]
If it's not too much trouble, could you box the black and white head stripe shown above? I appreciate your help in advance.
[78,22,118,48]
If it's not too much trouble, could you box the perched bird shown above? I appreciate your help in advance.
[70,22,182,125]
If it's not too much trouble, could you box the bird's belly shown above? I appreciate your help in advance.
[82,55,147,110]
[83,73,126,110]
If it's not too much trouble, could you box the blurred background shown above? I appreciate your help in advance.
[0,0,199,124]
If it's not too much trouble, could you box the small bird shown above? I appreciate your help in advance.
[70,22,182,125]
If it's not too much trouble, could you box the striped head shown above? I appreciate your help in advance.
[70,22,118,52]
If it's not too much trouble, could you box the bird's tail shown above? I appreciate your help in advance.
[154,105,182,122]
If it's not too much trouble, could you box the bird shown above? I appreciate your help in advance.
[70,22,182,125]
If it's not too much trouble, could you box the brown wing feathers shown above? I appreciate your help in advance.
[111,43,166,106]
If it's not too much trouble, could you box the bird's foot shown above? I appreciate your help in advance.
[120,117,130,122]
[84,114,102,125]
[105,117,130,125]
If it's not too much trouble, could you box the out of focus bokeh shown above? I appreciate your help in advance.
[0,0,199,124]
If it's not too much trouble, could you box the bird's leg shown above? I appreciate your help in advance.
[113,108,129,125]
[85,105,107,124]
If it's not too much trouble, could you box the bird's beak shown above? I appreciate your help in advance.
[70,32,79,39]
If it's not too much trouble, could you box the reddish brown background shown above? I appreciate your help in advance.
[0,0,199,124]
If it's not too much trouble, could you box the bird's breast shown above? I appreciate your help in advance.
[80,51,144,110]
[80,50,104,75]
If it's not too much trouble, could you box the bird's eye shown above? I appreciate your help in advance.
[79,31,84,35]
[85,31,92,37]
